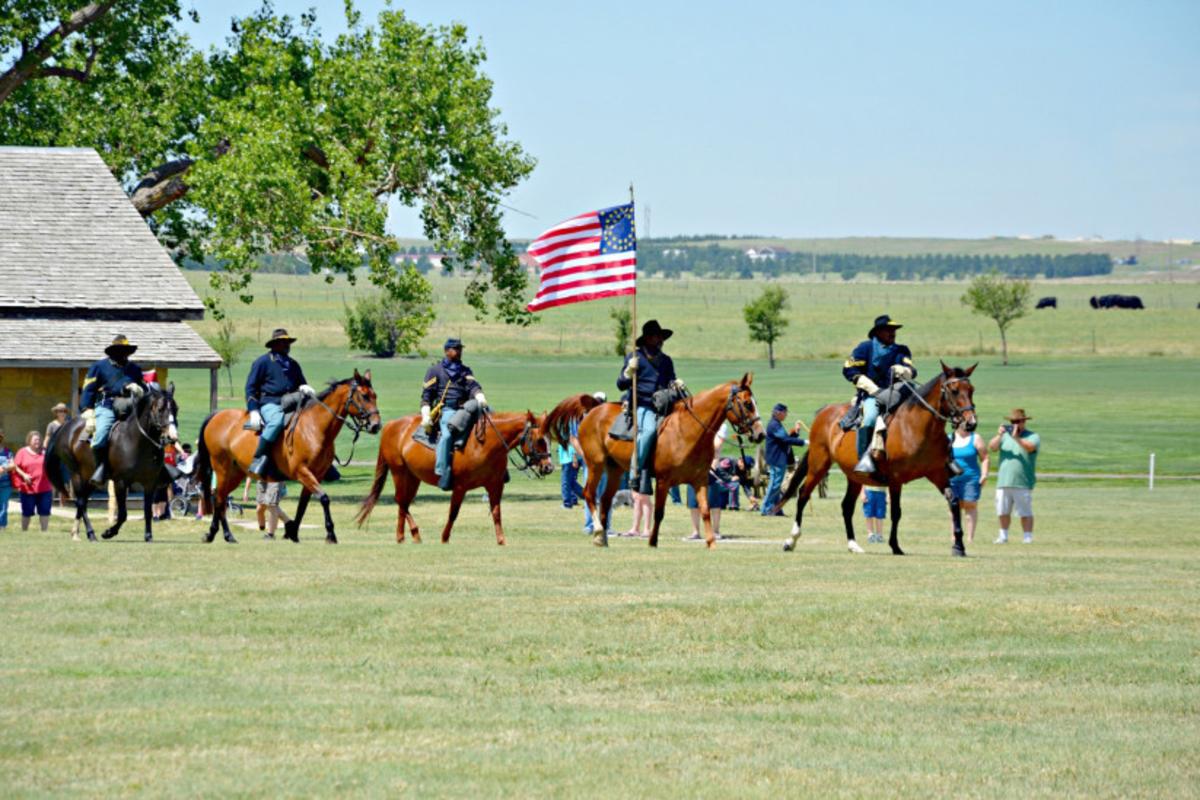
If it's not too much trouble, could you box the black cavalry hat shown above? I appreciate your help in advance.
[265,328,297,347]
[443,337,464,351]
[635,319,673,348]
[868,314,903,339]
[104,334,137,357]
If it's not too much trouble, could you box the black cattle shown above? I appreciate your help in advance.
[1036,297,1057,309]
[1090,294,1144,310]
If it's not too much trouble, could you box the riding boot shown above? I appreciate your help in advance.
[89,444,109,487]
[248,437,273,478]
[637,468,654,496]
[438,468,453,491]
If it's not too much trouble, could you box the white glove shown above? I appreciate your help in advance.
[299,384,316,398]
[670,379,687,392]
[890,364,914,381]
[82,408,96,435]
[855,376,881,396]
[623,355,639,379]
[421,405,432,427]
[474,392,488,409]
[125,383,145,399]
[248,410,263,430]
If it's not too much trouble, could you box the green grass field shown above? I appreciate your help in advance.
[2,481,1198,796]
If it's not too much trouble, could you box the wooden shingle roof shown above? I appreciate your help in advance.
[0,147,204,320]
[0,318,220,368]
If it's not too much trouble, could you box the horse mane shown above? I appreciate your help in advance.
[902,367,967,409]
[318,374,369,401]
[544,393,602,446]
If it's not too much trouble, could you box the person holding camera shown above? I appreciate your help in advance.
[989,409,1040,544]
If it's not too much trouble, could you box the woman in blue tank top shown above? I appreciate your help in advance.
[948,421,989,543]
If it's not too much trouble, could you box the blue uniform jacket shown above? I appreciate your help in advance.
[245,352,308,412]
[842,339,916,394]
[421,359,482,409]
[80,358,145,410]
[765,417,807,468]
[616,348,676,410]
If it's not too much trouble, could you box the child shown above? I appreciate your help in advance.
[256,479,291,540]
[863,485,887,544]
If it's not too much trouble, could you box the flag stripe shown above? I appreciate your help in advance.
[525,203,635,313]
[527,286,635,312]
[533,260,636,292]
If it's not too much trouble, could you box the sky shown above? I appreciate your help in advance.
[186,1,1200,241]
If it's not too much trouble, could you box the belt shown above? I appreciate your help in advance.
[98,398,115,408]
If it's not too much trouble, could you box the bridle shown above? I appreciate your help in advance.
[682,384,761,438]
[310,380,381,466]
[482,413,551,476]
[898,375,975,428]
[133,390,174,450]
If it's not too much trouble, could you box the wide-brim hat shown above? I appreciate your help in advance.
[772,402,788,414]
[1005,408,1032,422]
[868,314,903,339]
[635,319,674,348]
[265,328,297,347]
[50,402,69,414]
[104,334,137,357]
[444,338,464,351]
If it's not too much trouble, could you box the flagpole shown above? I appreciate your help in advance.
[628,182,639,485]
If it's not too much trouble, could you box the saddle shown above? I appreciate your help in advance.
[243,391,305,433]
[608,385,689,441]
[838,385,912,431]
[413,399,481,452]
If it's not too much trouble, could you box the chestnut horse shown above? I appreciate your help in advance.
[196,370,381,544]
[546,374,766,550]
[355,410,553,545]
[777,362,977,557]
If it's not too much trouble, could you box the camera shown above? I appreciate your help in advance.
[1003,424,1014,435]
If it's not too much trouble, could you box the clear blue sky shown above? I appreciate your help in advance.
[187,1,1200,241]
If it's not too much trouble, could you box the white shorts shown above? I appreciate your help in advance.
[995,487,1033,518]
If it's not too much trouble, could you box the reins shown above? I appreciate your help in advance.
[289,381,375,467]
[896,375,974,427]
[482,412,549,476]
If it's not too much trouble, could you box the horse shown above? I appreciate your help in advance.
[545,374,766,550]
[777,362,978,557]
[355,410,554,545]
[45,384,179,542]
[195,370,380,544]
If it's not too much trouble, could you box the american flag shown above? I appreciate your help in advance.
[525,203,636,312]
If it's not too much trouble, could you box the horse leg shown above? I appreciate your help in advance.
[143,489,154,542]
[888,484,904,556]
[440,487,467,544]
[75,481,96,542]
[932,473,966,557]
[594,463,623,548]
[392,469,420,544]
[485,481,506,546]
[694,480,718,551]
[284,489,312,543]
[648,479,670,549]
[782,458,829,552]
[842,481,865,554]
[319,493,336,544]
[102,484,127,539]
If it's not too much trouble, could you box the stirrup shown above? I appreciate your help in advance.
[852,451,876,477]
[89,464,107,487]
[248,455,269,478]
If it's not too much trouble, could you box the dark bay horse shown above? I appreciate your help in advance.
[45,385,178,542]
[196,371,380,544]
[546,374,766,550]
[777,362,978,557]
[356,410,553,545]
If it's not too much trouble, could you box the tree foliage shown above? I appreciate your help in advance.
[961,272,1031,365]
[207,318,248,396]
[609,307,631,356]
[0,2,535,323]
[743,286,789,369]
[343,283,434,358]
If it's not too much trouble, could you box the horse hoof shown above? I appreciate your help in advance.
[847,541,865,554]
[144,534,153,543]
[892,548,905,556]
[951,545,966,558]
[225,534,238,544]
[86,533,97,542]
[591,533,608,548]
[782,539,794,552]
[101,528,118,540]
[325,536,337,545]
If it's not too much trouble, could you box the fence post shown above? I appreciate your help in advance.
[1148,453,1155,491]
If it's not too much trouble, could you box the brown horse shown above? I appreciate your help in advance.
[355,410,554,545]
[546,374,766,550]
[777,362,978,557]
[196,370,381,544]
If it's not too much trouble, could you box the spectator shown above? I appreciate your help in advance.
[557,434,582,509]
[762,403,807,516]
[863,485,887,543]
[948,419,989,544]
[45,403,71,507]
[0,429,14,531]
[989,409,1040,544]
[686,423,729,540]
[12,431,53,532]
[256,479,291,540]
[176,443,196,476]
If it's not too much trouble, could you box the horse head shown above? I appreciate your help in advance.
[141,382,177,443]
[346,369,382,434]
[726,372,766,443]
[938,361,978,431]
[522,411,555,476]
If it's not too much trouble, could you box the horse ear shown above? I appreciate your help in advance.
[363,369,372,384]
[964,362,978,376]
[940,359,952,375]
[742,371,753,387]
[167,381,175,396]
[353,368,362,381]
[526,410,536,424]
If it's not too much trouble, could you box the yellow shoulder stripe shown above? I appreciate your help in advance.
[902,357,913,365]
[844,359,866,368]
[423,377,437,388]
[83,376,97,385]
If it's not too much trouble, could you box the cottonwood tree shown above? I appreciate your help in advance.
[961,272,1031,365]
[0,2,535,328]
[743,285,789,369]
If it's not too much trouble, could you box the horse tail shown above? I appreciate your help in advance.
[196,413,215,517]
[355,446,390,528]
[776,450,810,508]
[543,393,601,446]
[44,425,68,496]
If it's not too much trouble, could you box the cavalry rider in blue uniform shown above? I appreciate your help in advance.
[421,338,487,491]
[80,334,147,486]
[843,314,917,478]
[617,319,683,497]
[245,328,316,478]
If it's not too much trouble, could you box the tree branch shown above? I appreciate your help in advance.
[0,2,117,105]
[36,42,99,84]
[130,158,195,216]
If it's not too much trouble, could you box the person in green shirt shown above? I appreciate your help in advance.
[988,408,1040,544]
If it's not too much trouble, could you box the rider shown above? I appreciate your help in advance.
[617,319,684,497]
[421,338,487,491]
[245,328,316,478]
[843,314,917,478]
[80,334,147,487]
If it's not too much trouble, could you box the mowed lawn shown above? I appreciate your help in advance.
[1,481,1198,797]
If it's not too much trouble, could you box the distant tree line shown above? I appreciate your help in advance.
[637,246,1113,280]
